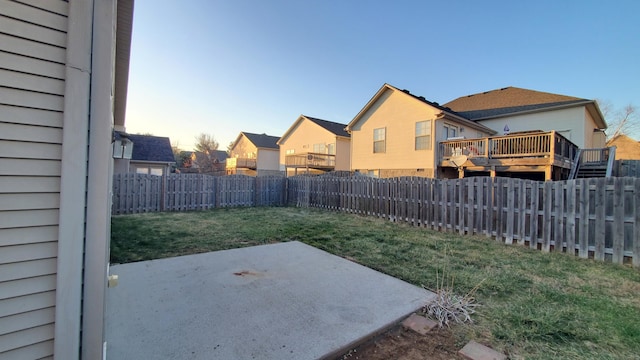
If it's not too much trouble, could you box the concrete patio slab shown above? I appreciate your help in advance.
[106,241,434,360]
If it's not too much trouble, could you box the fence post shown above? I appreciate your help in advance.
[160,174,166,212]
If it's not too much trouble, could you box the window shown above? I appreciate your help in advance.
[150,168,163,176]
[285,149,295,155]
[135,167,148,174]
[415,120,431,150]
[313,143,326,153]
[327,143,335,155]
[443,124,458,140]
[373,128,386,153]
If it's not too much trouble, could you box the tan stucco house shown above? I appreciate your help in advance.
[277,115,351,176]
[226,132,281,176]
[346,84,495,178]
[347,84,608,180]
[0,1,133,358]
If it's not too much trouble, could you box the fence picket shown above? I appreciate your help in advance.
[112,173,638,267]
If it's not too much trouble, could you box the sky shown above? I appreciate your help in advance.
[124,0,640,151]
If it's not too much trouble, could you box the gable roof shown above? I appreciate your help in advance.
[606,134,640,160]
[238,132,280,150]
[125,134,176,163]
[346,83,496,135]
[443,87,606,128]
[277,115,349,145]
[306,116,350,137]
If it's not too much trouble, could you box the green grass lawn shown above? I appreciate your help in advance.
[111,207,640,360]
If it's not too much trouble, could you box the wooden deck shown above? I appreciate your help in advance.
[226,157,257,170]
[439,131,578,180]
[285,153,336,174]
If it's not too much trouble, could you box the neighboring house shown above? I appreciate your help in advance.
[189,150,228,175]
[226,132,281,176]
[277,115,351,176]
[444,86,607,149]
[113,133,176,176]
[606,134,640,160]
[346,84,496,178]
[347,84,608,180]
[0,1,133,359]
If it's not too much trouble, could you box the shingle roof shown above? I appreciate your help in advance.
[443,87,589,120]
[242,132,280,149]
[125,134,175,163]
[305,116,350,137]
[606,134,640,160]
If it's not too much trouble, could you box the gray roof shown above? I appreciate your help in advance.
[242,132,280,149]
[305,116,350,138]
[124,133,175,163]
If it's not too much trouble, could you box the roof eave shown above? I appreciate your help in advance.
[440,112,498,135]
[277,115,308,145]
[130,160,176,165]
[346,83,394,132]
[470,100,601,123]
[114,0,134,129]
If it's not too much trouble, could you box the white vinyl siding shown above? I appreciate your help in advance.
[0,1,69,358]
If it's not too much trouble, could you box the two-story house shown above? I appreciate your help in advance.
[277,115,351,176]
[346,84,495,178]
[347,84,608,180]
[226,132,281,176]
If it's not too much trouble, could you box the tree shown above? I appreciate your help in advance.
[226,141,235,156]
[597,100,639,140]
[193,133,219,154]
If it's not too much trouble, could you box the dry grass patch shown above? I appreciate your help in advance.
[111,207,640,359]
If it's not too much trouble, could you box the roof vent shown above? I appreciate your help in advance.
[402,89,410,94]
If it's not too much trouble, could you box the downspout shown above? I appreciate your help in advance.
[82,0,117,359]
[54,1,94,359]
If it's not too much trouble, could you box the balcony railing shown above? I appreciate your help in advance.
[439,131,578,165]
[285,153,336,169]
[226,157,257,170]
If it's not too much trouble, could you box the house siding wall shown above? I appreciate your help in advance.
[350,88,441,176]
[0,1,69,358]
[584,109,605,148]
[335,137,351,171]
[257,148,280,172]
[279,118,351,172]
[476,107,588,148]
[230,135,258,159]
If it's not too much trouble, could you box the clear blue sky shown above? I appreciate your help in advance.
[124,0,640,150]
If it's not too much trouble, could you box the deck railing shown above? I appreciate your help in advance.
[440,131,578,164]
[226,157,257,170]
[285,153,336,168]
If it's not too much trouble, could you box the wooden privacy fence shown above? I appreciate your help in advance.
[288,175,640,267]
[112,174,286,214]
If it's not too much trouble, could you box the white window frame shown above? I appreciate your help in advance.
[415,120,431,150]
[373,127,386,153]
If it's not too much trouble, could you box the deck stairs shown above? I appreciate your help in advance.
[569,147,616,179]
